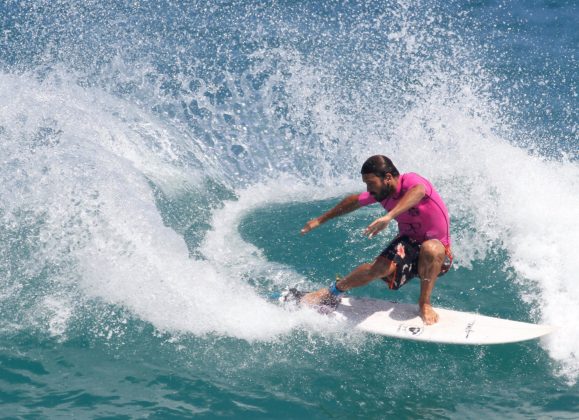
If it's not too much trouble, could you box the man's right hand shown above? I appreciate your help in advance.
[300,194,360,235]
[300,218,321,235]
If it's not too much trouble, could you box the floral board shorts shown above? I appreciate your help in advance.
[379,236,453,290]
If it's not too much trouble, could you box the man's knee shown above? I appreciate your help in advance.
[420,240,445,263]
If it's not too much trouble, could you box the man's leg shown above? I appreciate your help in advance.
[301,258,393,305]
[336,258,393,291]
[417,239,446,325]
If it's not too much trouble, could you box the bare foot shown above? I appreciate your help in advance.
[420,304,439,325]
[301,288,331,306]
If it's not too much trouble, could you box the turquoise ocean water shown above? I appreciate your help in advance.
[1,0,578,417]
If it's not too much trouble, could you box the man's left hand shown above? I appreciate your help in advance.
[364,215,392,238]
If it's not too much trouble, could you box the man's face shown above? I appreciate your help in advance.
[362,173,394,202]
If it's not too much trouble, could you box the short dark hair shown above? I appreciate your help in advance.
[360,155,400,178]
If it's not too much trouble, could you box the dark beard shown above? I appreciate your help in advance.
[371,184,395,202]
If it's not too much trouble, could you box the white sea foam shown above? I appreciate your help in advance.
[0,72,345,342]
[41,295,74,339]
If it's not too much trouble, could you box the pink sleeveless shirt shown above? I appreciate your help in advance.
[358,172,451,246]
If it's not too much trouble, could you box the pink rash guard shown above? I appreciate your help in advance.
[358,172,451,246]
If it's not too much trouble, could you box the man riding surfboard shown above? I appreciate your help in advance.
[300,155,452,325]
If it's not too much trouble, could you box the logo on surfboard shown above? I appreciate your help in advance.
[464,321,476,339]
[398,324,423,336]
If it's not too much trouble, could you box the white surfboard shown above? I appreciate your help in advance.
[332,296,553,345]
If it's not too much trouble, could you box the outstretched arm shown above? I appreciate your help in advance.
[301,194,361,235]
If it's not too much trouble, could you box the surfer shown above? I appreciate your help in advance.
[300,155,452,325]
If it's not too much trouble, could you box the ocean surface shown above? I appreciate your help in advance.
[1,0,578,418]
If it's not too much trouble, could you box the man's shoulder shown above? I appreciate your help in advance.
[401,172,431,185]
